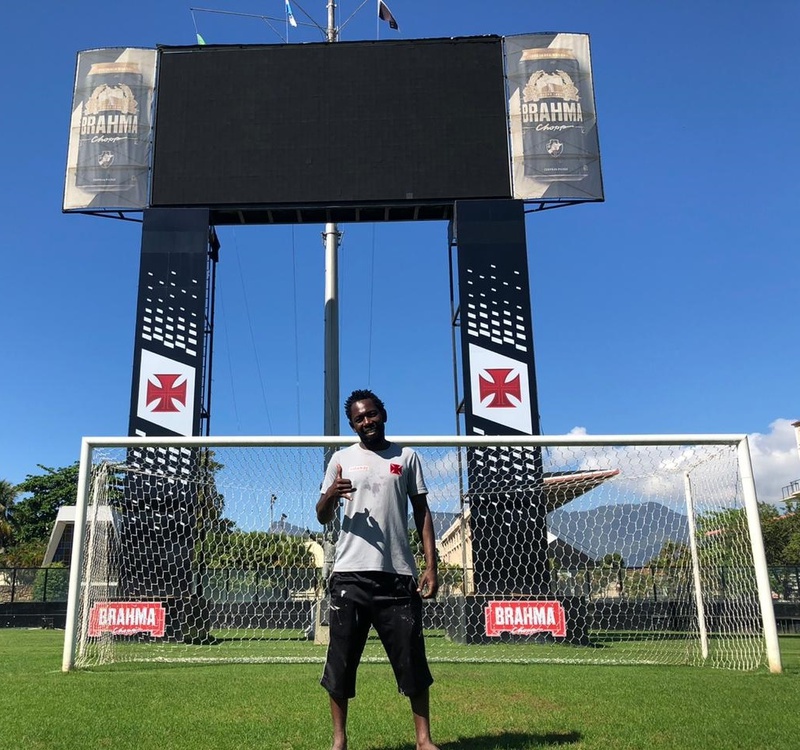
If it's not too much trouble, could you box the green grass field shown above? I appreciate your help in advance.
[3,629,799,750]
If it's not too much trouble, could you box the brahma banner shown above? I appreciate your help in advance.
[88,601,166,637]
[64,47,156,211]
[485,600,566,638]
[505,33,603,202]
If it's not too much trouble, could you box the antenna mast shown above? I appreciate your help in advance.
[326,0,338,41]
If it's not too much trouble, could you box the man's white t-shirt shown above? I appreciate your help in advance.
[320,442,428,577]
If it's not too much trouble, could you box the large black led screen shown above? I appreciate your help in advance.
[150,37,511,210]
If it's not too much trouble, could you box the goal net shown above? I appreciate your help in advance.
[63,435,781,672]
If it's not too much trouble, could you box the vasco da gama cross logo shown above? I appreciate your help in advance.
[146,373,187,413]
[478,368,522,408]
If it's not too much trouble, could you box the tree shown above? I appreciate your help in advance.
[203,530,315,570]
[643,541,692,601]
[1,540,48,568]
[760,500,800,566]
[32,563,69,601]
[601,552,625,569]
[0,479,16,513]
[695,502,800,567]
[10,464,79,546]
[0,479,17,552]
[646,540,690,570]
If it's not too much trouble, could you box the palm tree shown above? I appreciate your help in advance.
[0,479,17,551]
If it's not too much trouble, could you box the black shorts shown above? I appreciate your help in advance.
[320,571,433,699]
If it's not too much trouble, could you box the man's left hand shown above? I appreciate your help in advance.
[417,568,439,599]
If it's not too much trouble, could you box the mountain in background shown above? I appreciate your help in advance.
[548,502,690,567]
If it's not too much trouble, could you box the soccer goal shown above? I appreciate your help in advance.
[62,434,781,672]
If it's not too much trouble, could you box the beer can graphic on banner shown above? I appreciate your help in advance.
[75,62,148,193]
[519,47,590,182]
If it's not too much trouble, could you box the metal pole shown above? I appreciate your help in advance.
[323,223,340,440]
[317,0,340,646]
[62,438,93,671]
[683,473,709,661]
[737,437,783,673]
[323,0,340,441]
[326,0,337,42]
[77,464,109,663]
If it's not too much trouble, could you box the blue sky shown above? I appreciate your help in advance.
[1,1,798,504]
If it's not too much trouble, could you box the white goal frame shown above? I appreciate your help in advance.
[62,433,782,673]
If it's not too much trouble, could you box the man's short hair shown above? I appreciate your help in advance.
[344,389,386,422]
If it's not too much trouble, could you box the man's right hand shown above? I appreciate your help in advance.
[330,465,353,501]
[316,465,354,524]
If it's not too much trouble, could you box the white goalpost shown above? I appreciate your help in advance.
[62,434,782,673]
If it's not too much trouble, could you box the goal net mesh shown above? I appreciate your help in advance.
[69,438,769,670]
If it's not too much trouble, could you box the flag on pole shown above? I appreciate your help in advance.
[285,0,298,28]
[378,0,399,31]
[190,9,206,45]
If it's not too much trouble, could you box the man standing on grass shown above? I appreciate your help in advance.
[316,389,440,750]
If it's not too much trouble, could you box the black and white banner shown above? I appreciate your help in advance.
[454,200,548,596]
[129,209,209,438]
[455,200,541,438]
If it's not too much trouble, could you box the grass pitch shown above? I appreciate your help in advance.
[2,629,798,750]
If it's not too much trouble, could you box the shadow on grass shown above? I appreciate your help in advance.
[371,730,582,749]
